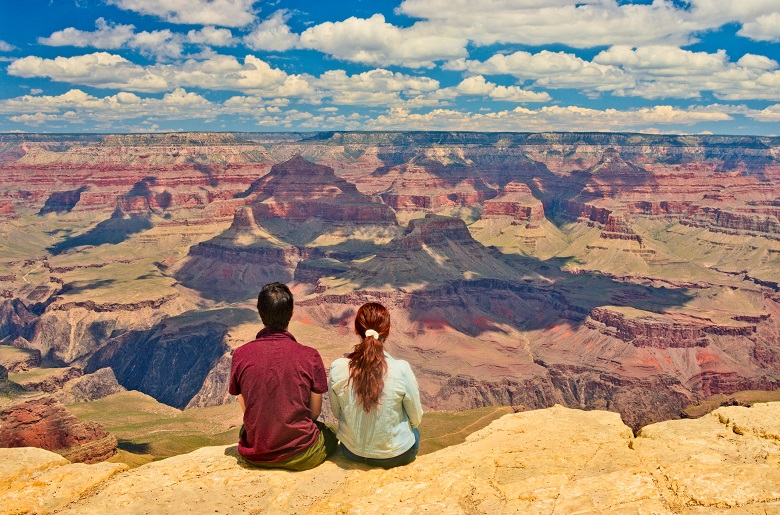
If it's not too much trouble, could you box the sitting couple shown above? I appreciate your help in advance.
[229,282,423,471]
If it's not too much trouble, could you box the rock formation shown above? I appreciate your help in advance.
[240,155,396,224]
[55,367,126,404]
[483,181,546,222]
[0,397,116,464]
[0,344,41,373]
[3,403,780,513]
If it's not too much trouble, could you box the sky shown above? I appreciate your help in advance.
[0,0,779,135]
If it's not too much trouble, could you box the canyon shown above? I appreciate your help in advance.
[1,131,779,460]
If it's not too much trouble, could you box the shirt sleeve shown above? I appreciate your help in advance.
[310,349,328,394]
[401,362,424,428]
[228,350,240,396]
[328,365,341,420]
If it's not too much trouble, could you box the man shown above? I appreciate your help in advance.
[229,282,337,470]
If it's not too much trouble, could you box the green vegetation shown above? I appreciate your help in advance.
[418,406,514,455]
[68,391,243,467]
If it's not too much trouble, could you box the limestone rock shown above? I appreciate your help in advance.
[0,402,766,514]
[55,367,126,404]
[0,447,126,514]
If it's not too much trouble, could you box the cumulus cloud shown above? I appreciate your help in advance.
[397,0,703,48]
[1,87,763,133]
[186,26,236,47]
[738,12,780,41]
[456,45,780,101]
[0,88,214,127]
[744,103,780,122]
[368,104,733,132]
[450,50,632,92]
[244,11,299,52]
[453,75,550,102]
[38,19,236,59]
[0,40,15,52]
[39,18,134,49]
[106,0,256,27]
[298,14,467,68]
[316,68,440,106]
[7,52,312,96]
[593,46,780,100]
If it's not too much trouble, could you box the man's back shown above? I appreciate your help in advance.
[229,328,327,462]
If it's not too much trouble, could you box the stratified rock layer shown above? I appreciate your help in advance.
[0,397,117,464]
[4,403,779,514]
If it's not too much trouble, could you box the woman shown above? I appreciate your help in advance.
[328,302,423,468]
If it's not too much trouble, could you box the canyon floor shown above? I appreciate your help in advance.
[3,402,780,514]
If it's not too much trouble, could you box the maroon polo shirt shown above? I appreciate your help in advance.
[229,328,327,462]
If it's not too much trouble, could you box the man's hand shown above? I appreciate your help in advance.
[309,392,322,420]
[237,394,245,413]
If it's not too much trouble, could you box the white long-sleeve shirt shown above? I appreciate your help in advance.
[328,352,423,459]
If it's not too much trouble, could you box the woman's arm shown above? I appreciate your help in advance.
[402,363,424,428]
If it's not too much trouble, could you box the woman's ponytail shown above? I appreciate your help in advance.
[348,303,390,412]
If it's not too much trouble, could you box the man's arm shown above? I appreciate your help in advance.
[309,392,322,421]
[237,394,245,413]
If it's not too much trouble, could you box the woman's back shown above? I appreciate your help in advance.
[329,352,422,459]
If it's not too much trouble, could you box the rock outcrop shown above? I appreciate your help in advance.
[0,344,41,373]
[55,367,126,404]
[0,397,117,464]
[4,403,780,514]
[241,155,396,224]
[483,181,546,222]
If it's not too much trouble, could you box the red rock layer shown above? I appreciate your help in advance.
[0,396,116,463]
[245,156,396,224]
[587,307,756,348]
[483,181,546,222]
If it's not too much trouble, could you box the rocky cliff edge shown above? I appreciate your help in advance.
[3,403,780,514]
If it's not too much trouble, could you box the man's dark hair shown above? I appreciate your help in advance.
[257,282,294,331]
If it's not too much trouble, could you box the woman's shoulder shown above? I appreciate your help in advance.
[329,357,350,375]
[385,354,414,374]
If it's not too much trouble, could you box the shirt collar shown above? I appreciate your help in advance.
[256,327,297,341]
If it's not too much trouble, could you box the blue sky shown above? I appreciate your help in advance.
[0,0,779,134]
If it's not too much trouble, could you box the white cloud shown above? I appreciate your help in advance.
[0,88,217,127]
[593,46,780,100]
[129,29,183,58]
[454,75,550,102]
[7,52,312,96]
[39,19,236,59]
[298,14,467,68]
[244,11,299,52]
[368,104,733,132]
[106,0,256,27]
[186,26,236,47]
[456,45,780,101]
[452,50,631,91]
[0,40,15,52]
[398,0,703,48]
[315,68,440,106]
[743,103,780,122]
[738,12,780,42]
[39,18,133,49]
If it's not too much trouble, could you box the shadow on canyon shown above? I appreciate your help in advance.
[48,211,153,255]
[85,308,258,409]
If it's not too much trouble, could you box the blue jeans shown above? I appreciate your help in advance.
[340,428,420,469]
